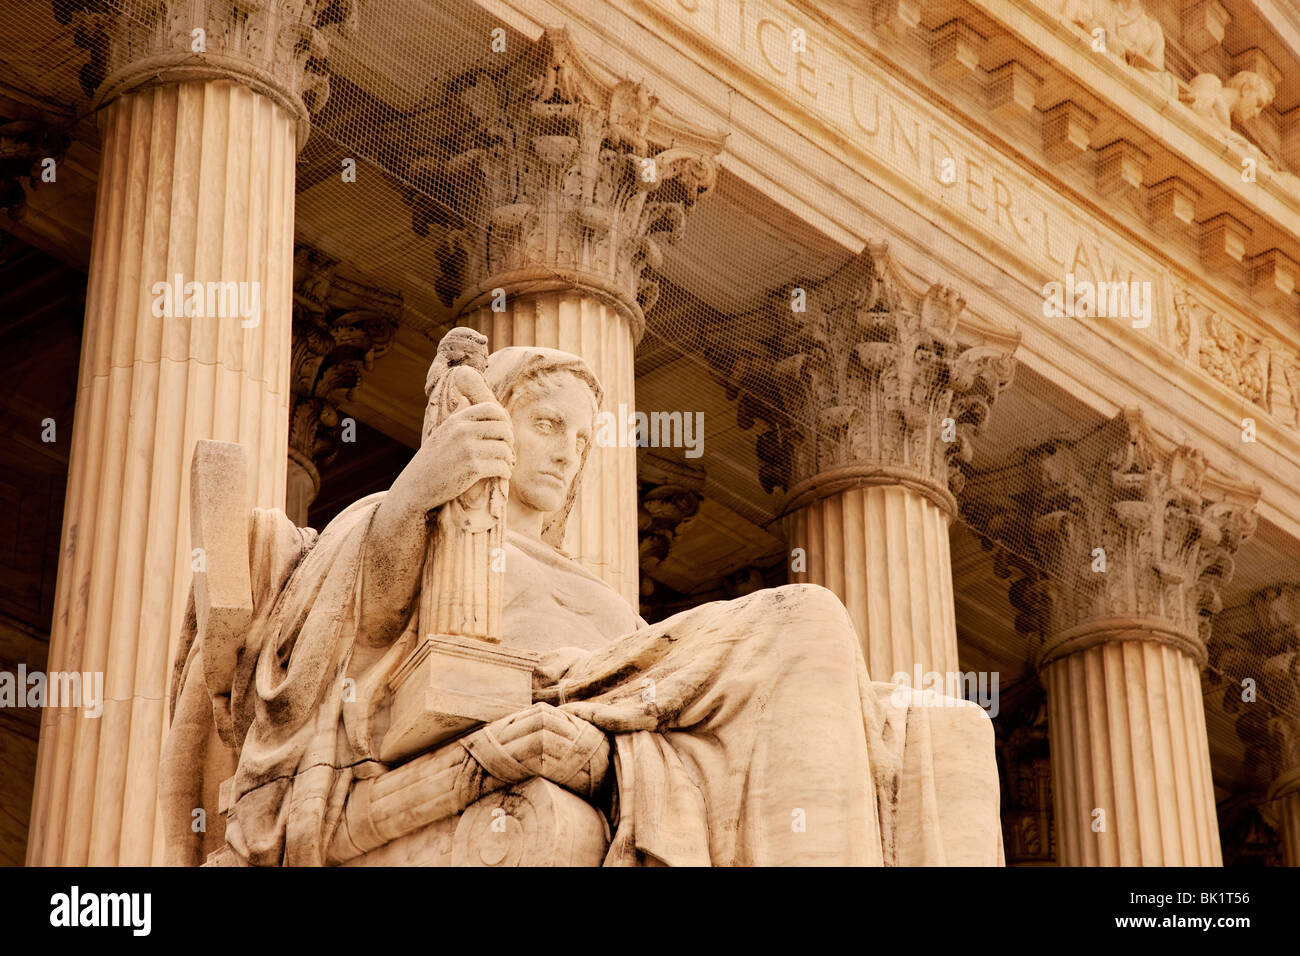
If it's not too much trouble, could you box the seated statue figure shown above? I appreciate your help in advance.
[160,329,1004,866]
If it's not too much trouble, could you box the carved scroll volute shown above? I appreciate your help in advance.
[721,242,1018,511]
[975,409,1259,666]
[420,328,507,641]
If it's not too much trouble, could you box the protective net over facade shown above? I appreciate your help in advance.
[3,0,1300,866]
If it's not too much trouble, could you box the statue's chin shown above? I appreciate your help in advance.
[516,484,565,519]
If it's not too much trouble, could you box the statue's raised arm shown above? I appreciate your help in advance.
[359,328,513,647]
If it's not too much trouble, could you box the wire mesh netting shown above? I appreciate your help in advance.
[3,0,1300,857]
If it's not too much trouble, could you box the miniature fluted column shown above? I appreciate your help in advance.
[28,0,357,866]
[728,243,1016,681]
[422,28,724,607]
[993,410,1258,865]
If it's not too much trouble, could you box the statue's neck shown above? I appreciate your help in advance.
[506,495,545,541]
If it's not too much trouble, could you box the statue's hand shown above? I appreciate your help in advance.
[532,646,593,696]
[465,702,610,801]
[414,400,514,512]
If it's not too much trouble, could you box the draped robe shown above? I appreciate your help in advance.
[161,492,1004,866]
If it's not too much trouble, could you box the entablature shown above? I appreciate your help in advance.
[466,0,1300,539]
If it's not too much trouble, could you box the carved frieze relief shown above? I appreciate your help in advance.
[1048,0,1167,71]
[1173,288,1300,431]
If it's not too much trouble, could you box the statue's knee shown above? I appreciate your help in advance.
[759,584,860,659]
[771,583,852,623]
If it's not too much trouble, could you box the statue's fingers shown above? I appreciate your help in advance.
[506,706,548,741]
[466,453,512,482]
[491,704,538,739]
[465,419,514,442]
[470,437,515,461]
[541,707,582,745]
[457,373,497,407]
[445,399,504,424]
[499,731,544,769]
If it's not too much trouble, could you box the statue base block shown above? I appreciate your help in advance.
[380,636,539,763]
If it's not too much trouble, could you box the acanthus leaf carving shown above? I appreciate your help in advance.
[971,409,1259,666]
[392,28,724,334]
[1208,584,1300,788]
[289,245,401,485]
[54,0,359,135]
[717,242,1017,510]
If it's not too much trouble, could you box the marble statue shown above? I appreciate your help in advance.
[1184,70,1276,135]
[1056,0,1165,70]
[160,329,1003,866]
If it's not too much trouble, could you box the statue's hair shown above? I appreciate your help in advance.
[483,347,604,549]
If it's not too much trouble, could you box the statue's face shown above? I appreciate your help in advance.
[1231,74,1271,123]
[1237,88,1263,122]
[508,373,595,516]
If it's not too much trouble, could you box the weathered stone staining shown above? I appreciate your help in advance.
[9,0,1300,872]
[159,331,1004,866]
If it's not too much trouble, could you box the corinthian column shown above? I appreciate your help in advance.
[287,246,400,526]
[724,244,1016,680]
[989,410,1258,865]
[28,0,357,866]
[405,28,723,607]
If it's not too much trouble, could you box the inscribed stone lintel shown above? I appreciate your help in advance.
[619,0,1297,353]
[380,636,539,763]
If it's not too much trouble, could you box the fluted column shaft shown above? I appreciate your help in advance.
[1264,771,1300,865]
[27,81,294,865]
[729,243,1016,681]
[1043,637,1221,866]
[991,409,1258,867]
[786,484,958,680]
[469,292,639,607]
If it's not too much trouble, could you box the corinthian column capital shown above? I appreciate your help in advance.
[401,27,725,337]
[54,0,360,144]
[983,409,1259,667]
[723,241,1017,515]
[288,246,401,512]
